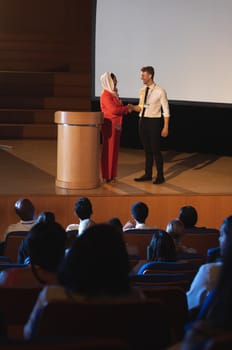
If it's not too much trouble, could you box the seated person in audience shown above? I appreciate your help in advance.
[108,217,123,233]
[24,223,143,340]
[166,218,197,257]
[0,198,37,255]
[0,220,67,288]
[123,201,156,231]
[17,211,55,264]
[2,198,36,241]
[178,205,219,233]
[131,230,176,274]
[185,216,230,313]
[147,230,176,261]
[179,215,232,350]
[66,197,95,236]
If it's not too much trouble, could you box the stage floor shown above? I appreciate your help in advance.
[0,139,231,196]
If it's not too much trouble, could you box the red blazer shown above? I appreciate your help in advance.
[100,90,128,120]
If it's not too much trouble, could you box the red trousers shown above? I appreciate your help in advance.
[101,117,121,180]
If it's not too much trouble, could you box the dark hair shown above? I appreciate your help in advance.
[132,202,149,223]
[27,221,67,273]
[58,224,130,296]
[74,197,93,220]
[110,72,116,80]
[141,66,155,79]
[36,211,55,224]
[206,216,232,328]
[148,230,176,262]
[179,206,198,228]
[166,219,185,242]
[108,217,123,233]
[15,198,35,221]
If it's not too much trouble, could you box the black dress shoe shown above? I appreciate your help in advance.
[153,176,165,184]
[134,175,152,182]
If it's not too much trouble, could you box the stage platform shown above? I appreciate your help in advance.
[0,139,231,238]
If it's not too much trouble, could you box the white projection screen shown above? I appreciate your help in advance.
[94,0,232,104]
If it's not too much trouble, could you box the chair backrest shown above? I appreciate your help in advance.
[0,256,12,264]
[0,338,129,350]
[123,232,153,259]
[132,285,188,342]
[34,299,172,349]
[181,233,219,257]
[129,273,191,291]
[0,287,42,337]
[137,261,199,281]
[4,231,28,263]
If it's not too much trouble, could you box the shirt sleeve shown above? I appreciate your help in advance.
[186,265,209,310]
[160,89,170,118]
[101,92,128,116]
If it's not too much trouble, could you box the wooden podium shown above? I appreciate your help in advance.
[55,111,103,189]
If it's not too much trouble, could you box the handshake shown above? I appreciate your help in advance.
[127,104,136,113]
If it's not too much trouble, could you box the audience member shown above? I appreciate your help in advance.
[131,229,176,274]
[3,198,36,240]
[36,211,55,224]
[24,224,143,339]
[123,201,155,231]
[178,205,219,233]
[66,197,95,236]
[186,216,231,312]
[108,217,123,233]
[0,221,67,287]
[147,229,176,261]
[180,216,232,349]
[166,218,197,255]
[17,211,55,264]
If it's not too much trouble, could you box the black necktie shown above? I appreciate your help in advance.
[141,87,149,117]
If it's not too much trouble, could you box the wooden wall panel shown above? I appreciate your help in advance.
[0,194,232,241]
[0,0,92,73]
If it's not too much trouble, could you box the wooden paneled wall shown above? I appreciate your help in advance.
[0,194,231,240]
[0,0,93,138]
[0,0,92,73]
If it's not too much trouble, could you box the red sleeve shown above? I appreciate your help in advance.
[100,91,128,117]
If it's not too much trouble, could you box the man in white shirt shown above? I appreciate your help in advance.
[123,201,155,231]
[3,198,36,240]
[66,197,95,236]
[129,66,170,184]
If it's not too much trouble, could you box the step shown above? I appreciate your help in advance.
[0,96,91,109]
[0,71,90,97]
[0,124,57,139]
[0,109,55,124]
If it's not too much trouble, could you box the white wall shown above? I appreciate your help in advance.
[95,0,232,103]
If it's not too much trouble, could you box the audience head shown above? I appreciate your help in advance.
[74,197,93,220]
[27,221,67,273]
[131,201,149,224]
[166,218,185,244]
[148,230,176,262]
[179,205,198,229]
[107,217,123,233]
[14,198,35,221]
[219,215,232,257]
[36,211,55,224]
[58,223,130,296]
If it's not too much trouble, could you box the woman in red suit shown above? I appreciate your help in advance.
[100,72,129,182]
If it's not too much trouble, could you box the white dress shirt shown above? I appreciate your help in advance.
[138,83,170,118]
[186,261,222,310]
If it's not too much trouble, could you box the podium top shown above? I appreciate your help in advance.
[55,111,103,125]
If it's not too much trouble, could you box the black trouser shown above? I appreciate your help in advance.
[139,117,163,178]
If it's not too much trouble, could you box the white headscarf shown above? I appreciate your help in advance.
[100,72,115,94]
